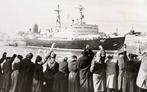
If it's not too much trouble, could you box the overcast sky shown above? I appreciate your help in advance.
[0,0,147,35]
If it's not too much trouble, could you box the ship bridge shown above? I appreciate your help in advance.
[53,24,100,40]
[70,24,99,36]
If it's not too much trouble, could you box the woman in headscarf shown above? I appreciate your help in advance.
[68,55,80,92]
[1,54,16,92]
[53,57,69,92]
[17,53,35,92]
[117,53,125,92]
[32,55,44,92]
[78,46,94,92]
[105,54,118,92]
[90,45,106,92]
[9,55,23,92]
[42,52,59,92]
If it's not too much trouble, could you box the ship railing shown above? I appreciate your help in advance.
[38,37,72,41]
[72,35,103,40]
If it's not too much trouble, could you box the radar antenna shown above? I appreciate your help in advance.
[54,4,62,31]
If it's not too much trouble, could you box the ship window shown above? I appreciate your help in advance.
[84,27,92,29]
[73,27,82,28]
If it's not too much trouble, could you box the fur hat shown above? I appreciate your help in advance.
[26,53,33,59]
[17,55,23,60]
[35,55,42,63]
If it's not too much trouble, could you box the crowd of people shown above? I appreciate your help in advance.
[0,44,146,92]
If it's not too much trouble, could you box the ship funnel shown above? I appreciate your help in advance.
[33,24,39,33]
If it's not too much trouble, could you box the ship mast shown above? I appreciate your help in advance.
[54,4,62,32]
[78,5,84,24]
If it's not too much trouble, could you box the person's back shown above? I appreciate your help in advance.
[68,55,79,92]
[20,58,34,75]
[9,55,23,92]
[106,58,118,76]
[117,54,125,92]
[105,55,118,92]
[78,50,94,92]
[17,53,34,92]
[32,56,44,92]
[78,55,90,69]
[124,59,137,78]
[59,59,68,74]
[34,63,43,82]
[53,58,68,92]
[1,54,16,92]
[68,60,78,72]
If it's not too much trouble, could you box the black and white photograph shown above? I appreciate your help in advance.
[0,0,147,92]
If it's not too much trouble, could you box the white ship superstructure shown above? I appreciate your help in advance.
[125,29,147,46]
[18,5,125,50]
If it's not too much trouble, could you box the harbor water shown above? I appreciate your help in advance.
[0,44,147,63]
[0,46,82,62]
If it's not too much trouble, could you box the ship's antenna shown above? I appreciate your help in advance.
[131,26,135,31]
[131,26,134,29]
[137,40,142,55]
[78,5,84,24]
[54,4,62,31]
[116,28,118,33]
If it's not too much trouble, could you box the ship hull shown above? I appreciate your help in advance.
[24,36,125,50]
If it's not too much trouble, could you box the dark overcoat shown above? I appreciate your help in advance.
[32,63,44,92]
[9,62,21,92]
[43,61,59,92]
[53,61,69,92]
[0,56,6,90]
[17,58,35,92]
[78,50,94,92]
[68,59,79,92]
[1,56,16,92]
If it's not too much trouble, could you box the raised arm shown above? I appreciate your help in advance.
[122,44,129,62]
[90,57,96,72]
[10,54,17,63]
[89,49,95,60]
[0,52,7,64]
[42,43,56,65]
[42,51,52,65]
[95,50,102,63]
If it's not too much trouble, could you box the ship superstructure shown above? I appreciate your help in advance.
[21,5,125,50]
